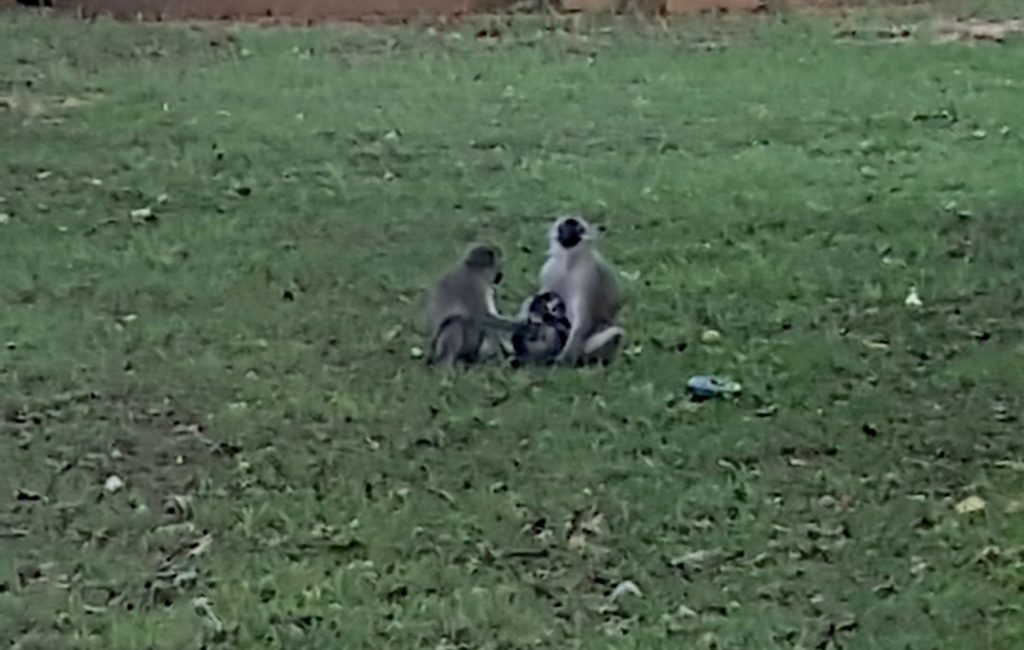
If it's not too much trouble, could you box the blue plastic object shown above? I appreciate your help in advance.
[686,375,742,400]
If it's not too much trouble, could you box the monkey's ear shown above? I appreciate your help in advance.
[465,244,498,268]
[484,243,502,261]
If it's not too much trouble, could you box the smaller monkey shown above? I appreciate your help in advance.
[511,291,571,366]
[425,243,522,366]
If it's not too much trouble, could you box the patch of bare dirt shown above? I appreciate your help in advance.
[933,18,1024,44]
[3,391,234,512]
[0,92,103,123]
[11,0,870,23]
[109,400,222,511]
[52,0,503,22]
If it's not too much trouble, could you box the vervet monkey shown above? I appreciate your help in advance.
[539,215,625,366]
[511,291,571,366]
[425,243,522,366]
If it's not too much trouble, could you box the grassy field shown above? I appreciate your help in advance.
[2,5,1024,649]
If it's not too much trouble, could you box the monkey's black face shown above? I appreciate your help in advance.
[556,218,587,249]
[493,271,503,285]
[526,291,569,331]
[538,292,566,322]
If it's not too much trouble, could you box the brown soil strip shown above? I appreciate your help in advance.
[6,0,870,23]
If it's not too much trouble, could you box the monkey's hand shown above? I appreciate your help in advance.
[555,325,587,366]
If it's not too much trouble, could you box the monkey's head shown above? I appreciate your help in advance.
[463,243,503,284]
[551,215,593,251]
[534,291,568,324]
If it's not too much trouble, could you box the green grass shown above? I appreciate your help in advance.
[2,5,1024,649]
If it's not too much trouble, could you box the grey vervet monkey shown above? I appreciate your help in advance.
[425,243,522,366]
[538,215,625,366]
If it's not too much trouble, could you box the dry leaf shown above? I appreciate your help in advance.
[164,494,194,518]
[188,533,213,557]
[579,511,604,535]
[933,18,1024,44]
[609,580,643,601]
[382,325,402,342]
[16,488,43,502]
[904,286,923,308]
[567,531,588,551]
[103,475,125,493]
[963,24,1008,43]
[862,338,891,351]
[0,527,29,538]
[675,603,699,618]
[191,596,225,633]
[700,329,722,344]
[670,548,719,568]
[567,509,605,554]
[955,495,986,515]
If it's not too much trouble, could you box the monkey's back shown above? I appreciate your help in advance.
[428,264,488,331]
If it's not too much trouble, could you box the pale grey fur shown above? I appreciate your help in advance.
[539,215,625,366]
[425,243,521,366]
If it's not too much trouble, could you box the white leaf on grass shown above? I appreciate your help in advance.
[609,580,643,601]
[955,495,986,515]
[104,475,125,493]
[904,286,923,308]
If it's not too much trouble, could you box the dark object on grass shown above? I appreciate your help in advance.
[686,375,742,401]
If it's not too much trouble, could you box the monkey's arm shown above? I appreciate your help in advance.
[474,313,525,333]
[556,299,590,366]
[557,330,586,365]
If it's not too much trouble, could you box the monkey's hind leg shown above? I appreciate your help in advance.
[428,317,483,367]
[427,325,462,366]
[581,326,625,366]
